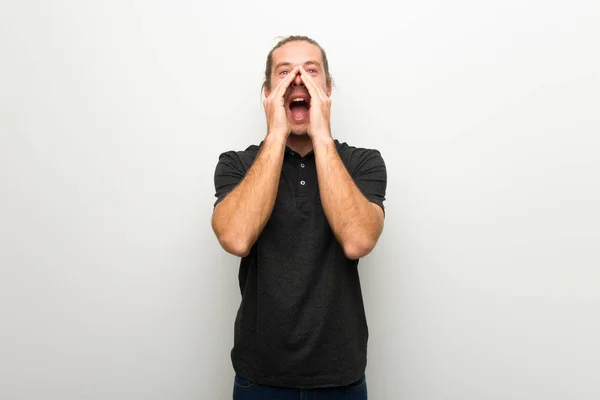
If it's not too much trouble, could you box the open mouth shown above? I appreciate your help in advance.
[289,97,310,121]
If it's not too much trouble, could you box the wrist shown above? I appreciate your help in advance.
[264,131,288,147]
[266,126,290,139]
[311,132,334,147]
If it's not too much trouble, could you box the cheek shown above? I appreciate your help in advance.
[266,78,279,92]
[314,76,328,90]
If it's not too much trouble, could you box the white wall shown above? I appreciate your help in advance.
[1,1,598,399]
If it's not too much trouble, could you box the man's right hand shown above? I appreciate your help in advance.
[263,66,299,138]
[214,70,298,257]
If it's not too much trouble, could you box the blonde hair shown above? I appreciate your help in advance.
[261,35,333,92]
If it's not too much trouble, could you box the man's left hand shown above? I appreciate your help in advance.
[299,66,332,140]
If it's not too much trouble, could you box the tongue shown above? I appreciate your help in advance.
[291,104,309,121]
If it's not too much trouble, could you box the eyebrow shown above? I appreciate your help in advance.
[274,60,322,70]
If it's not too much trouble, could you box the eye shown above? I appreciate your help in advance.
[307,68,318,73]
[279,70,289,75]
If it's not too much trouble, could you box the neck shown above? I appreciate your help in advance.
[286,134,314,157]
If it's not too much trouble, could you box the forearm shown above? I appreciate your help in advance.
[212,134,287,256]
[313,137,382,259]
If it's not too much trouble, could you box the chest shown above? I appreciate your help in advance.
[277,157,322,214]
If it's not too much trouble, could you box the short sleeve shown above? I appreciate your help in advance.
[213,151,247,207]
[351,149,387,215]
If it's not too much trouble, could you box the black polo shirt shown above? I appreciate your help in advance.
[213,139,387,389]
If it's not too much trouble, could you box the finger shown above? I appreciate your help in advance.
[264,70,290,102]
[298,66,327,100]
[297,66,318,97]
[271,66,300,100]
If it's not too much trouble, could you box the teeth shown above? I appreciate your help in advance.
[292,98,304,102]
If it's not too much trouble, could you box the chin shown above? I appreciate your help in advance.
[290,124,309,136]
[290,130,308,136]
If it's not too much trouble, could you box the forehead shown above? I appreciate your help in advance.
[271,41,323,68]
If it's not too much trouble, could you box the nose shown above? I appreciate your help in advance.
[292,71,304,87]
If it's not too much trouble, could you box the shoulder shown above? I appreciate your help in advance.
[216,143,262,171]
[334,140,386,175]
[335,139,385,160]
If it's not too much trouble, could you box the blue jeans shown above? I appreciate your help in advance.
[232,374,368,399]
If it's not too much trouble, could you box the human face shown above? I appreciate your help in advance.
[265,41,331,136]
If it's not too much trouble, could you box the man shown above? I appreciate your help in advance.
[211,36,387,399]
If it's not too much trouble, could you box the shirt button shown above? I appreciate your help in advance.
[300,180,306,185]
[300,163,305,168]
